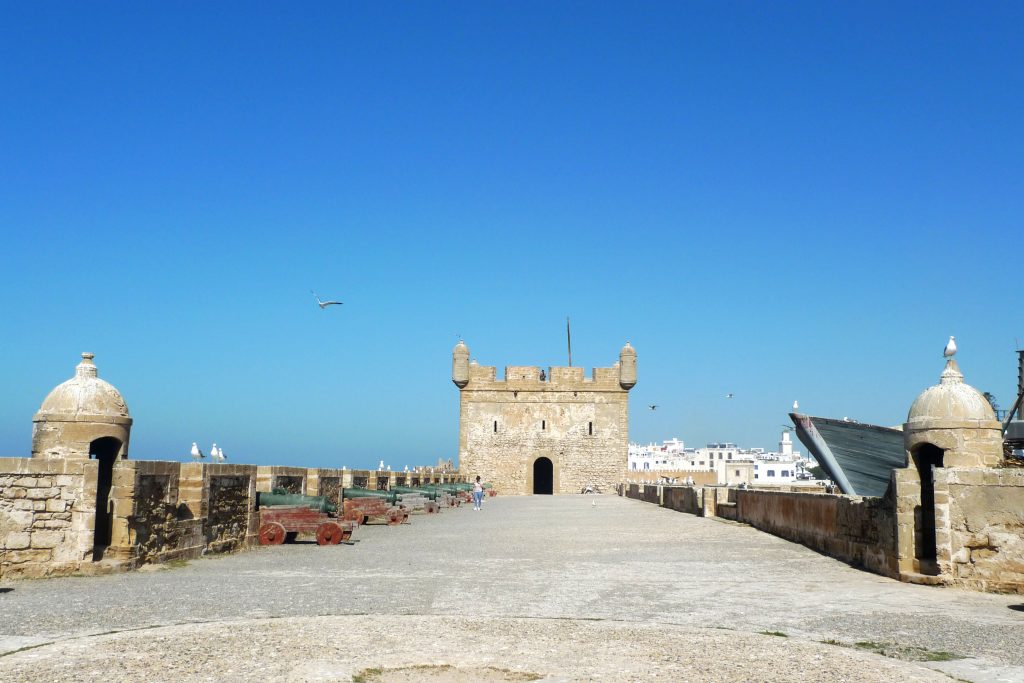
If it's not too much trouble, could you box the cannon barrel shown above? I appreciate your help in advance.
[391,486,441,500]
[257,489,337,514]
[342,487,401,505]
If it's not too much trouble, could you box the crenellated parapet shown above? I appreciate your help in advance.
[453,341,638,394]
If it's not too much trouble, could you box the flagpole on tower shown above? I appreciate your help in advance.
[566,316,573,367]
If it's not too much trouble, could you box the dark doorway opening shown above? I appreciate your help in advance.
[90,437,121,561]
[912,443,944,574]
[533,457,553,495]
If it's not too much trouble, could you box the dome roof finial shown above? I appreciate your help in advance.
[77,352,98,378]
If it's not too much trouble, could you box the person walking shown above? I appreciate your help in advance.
[472,476,484,510]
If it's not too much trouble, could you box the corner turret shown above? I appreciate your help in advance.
[452,340,470,388]
[618,342,637,390]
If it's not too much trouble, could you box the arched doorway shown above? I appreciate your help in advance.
[912,443,944,574]
[533,457,553,495]
[89,437,121,561]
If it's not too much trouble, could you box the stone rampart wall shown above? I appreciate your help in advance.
[206,465,258,553]
[941,468,1024,593]
[733,488,897,577]
[0,457,93,579]
[622,483,899,578]
[1,458,463,581]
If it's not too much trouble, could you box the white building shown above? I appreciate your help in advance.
[628,431,816,486]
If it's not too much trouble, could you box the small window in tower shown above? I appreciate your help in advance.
[493,421,497,433]
[542,420,546,430]
[588,422,593,435]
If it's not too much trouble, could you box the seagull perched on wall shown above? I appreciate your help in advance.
[217,448,227,462]
[944,335,957,358]
[311,290,343,309]
[190,442,205,460]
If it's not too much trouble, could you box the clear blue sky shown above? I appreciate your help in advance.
[1,2,1021,469]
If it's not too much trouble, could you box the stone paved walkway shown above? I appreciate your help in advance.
[1,495,1022,682]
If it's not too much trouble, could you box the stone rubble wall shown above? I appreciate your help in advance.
[941,468,1024,593]
[0,457,94,580]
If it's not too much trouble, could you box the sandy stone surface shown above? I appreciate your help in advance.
[0,615,957,682]
[1,495,1022,682]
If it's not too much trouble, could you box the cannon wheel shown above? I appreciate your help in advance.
[385,507,403,526]
[316,522,344,545]
[258,522,286,545]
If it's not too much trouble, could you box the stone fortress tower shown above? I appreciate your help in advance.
[452,340,637,495]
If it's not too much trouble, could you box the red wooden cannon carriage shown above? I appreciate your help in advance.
[257,505,355,546]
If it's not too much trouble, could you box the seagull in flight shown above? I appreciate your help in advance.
[311,290,343,309]
[726,393,734,399]
[944,335,957,358]
[648,405,658,411]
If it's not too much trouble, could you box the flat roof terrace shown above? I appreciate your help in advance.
[0,495,1021,682]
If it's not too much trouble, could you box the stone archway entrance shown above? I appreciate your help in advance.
[911,443,944,574]
[533,457,553,495]
[89,436,121,561]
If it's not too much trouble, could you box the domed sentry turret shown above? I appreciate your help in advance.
[619,342,637,390]
[903,345,1002,468]
[452,340,470,388]
[31,353,133,460]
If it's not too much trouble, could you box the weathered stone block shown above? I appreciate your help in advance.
[25,487,58,500]
[3,532,30,549]
[30,530,64,549]
[45,498,69,512]
[5,548,51,563]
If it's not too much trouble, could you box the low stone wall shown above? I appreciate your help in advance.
[0,457,94,579]
[126,462,201,564]
[1,458,463,581]
[662,486,703,515]
[206,465,258,553]
[622,483,899,578]
[733,488,897,577]
[942,468,1024,593]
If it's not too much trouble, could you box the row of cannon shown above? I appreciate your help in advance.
[254,482,495,546]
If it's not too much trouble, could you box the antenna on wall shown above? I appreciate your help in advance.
[566,316,573,367]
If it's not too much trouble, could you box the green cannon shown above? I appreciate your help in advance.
[341,487,401,506]
[392,485,442,501]
[256,489,337,514]
[340,487,407,526]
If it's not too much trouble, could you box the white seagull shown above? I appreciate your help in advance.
[311,290,343,309]
[726,393,734,399]
[217,448,227,462]
[793,400,799,411]
[944,335,957,358]
[190,442,205,460]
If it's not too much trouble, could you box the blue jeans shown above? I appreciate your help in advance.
[473,491,484,508]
